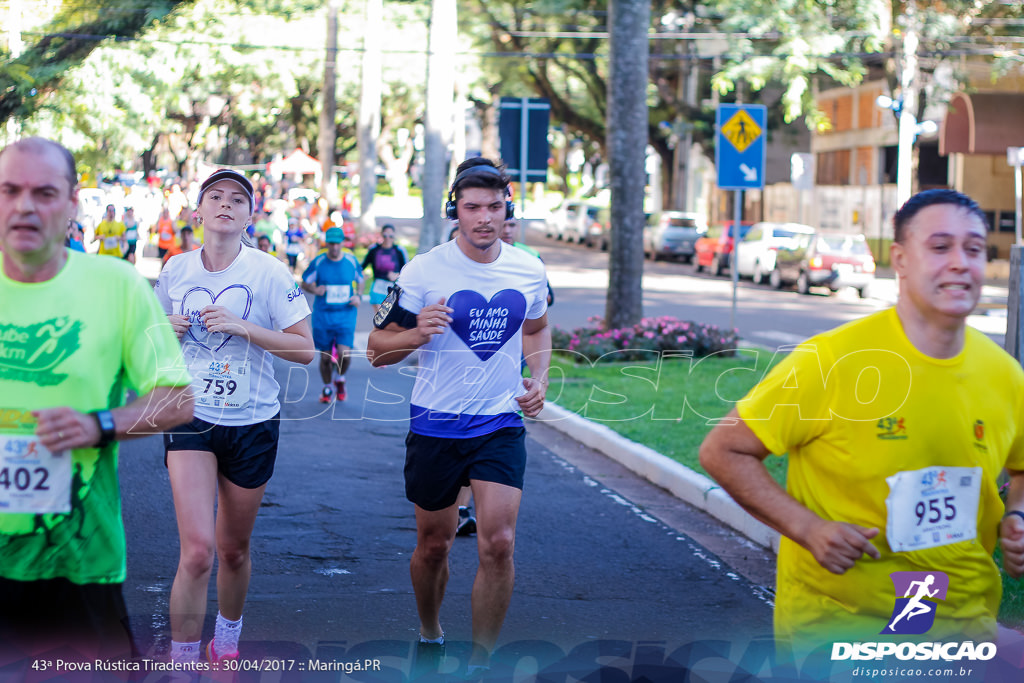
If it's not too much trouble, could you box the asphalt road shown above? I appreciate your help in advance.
[110,314,778,681]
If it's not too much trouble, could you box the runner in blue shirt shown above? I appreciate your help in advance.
[301,226,364,402]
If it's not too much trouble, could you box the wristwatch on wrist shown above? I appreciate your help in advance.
[90,410,117,448]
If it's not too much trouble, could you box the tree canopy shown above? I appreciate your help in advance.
[0,0,194,124]
[4,0,431,183]
[4,0,1022,191]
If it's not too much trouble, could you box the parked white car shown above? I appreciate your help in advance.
[545,200,603,244]
[735,221,816,284]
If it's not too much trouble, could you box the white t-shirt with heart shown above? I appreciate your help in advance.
[395,239,547,438]
[156,245,311,425]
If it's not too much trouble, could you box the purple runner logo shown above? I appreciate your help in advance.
[882,571,949,635]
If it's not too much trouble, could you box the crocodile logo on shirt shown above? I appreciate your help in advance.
[0,318,81,386]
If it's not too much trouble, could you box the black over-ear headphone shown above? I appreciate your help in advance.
[445,165,515,221]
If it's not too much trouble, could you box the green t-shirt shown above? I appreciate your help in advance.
[0,251,191,584]
[513,241,541,259]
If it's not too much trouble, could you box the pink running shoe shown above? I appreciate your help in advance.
[206,640,239,664]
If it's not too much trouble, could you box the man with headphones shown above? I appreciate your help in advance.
[367,158,551,677]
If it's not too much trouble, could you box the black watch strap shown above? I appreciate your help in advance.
[90,410,116,448]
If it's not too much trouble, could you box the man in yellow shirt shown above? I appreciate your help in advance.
[700,190,1024,655]
[92,204,125,257]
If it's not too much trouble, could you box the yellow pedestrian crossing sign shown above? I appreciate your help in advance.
[716,104,767,190]
[722,109,762,153]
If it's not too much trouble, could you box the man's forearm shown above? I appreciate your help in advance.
[1006,470,1024,515]
[699,414,823,545]
[367,326,428,367]
[704,445,822,543]
[523,325,551,383]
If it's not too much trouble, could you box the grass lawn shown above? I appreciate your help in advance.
[547,350,1024,628]
[547,348,788,485]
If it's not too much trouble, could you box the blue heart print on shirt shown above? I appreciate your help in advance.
[447,289,527,361]
[181,284,254,351]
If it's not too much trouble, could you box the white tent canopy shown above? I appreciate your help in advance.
[267,148,322,183]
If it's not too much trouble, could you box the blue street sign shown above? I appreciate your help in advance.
[716,104,767,190]
[499,97,550,183]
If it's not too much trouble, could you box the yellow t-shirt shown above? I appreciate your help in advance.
[737,307,1024,646]
[94,220,126,256]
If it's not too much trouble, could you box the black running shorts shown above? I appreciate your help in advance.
[164,413,281,489]
[404,427,527,511]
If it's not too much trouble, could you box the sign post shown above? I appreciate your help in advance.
[716,104,767,333]
[499,97,550,235]
[1009,147,1024,246]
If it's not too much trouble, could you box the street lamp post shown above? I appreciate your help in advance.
[896,19,919,209]
[876,94,936,206]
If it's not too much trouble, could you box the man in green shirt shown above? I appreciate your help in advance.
[0,137,194,661]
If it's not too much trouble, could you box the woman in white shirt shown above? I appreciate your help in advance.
[156,169,314,664]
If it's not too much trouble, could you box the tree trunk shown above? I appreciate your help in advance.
[420,0,456,251]
[141,133,160,177]
[604,0,649,330]
[318,0,340,204]
[358,0,383,234]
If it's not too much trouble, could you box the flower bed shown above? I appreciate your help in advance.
[551,315,738,363]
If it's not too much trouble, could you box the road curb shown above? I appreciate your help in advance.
[535,402,780,552]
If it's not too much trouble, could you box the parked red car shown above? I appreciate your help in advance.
[771,231,876,298]
[693,221,754,276]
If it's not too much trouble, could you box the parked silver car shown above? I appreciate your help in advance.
[644,211,707,263]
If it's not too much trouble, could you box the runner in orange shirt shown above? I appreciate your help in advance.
[156,206,177,259]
